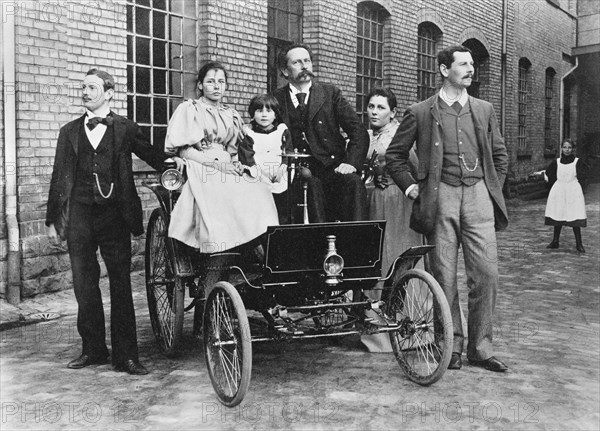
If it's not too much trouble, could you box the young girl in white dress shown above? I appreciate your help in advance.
[536,139,587,253]
[244,94,292,224]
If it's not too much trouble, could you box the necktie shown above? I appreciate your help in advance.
[296,92,307,109]
[451,101,462,114]
[87,115,114,130]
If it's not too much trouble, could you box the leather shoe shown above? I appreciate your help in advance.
[67,354,109,369]
[576,244,585,253]
[470,356,508,372]
[546,240,559,249]
[114,359,148,375]
[448,352,462,370]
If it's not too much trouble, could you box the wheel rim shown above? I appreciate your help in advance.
[388,274,446,380]
[205,289,245,400]
[146,211,180,352]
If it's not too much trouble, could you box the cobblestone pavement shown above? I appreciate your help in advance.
[1,184,599,430]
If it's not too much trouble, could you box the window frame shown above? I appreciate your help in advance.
[356,2,386,125]
[267,0,303,94]
[126,0,198,163]
[417,23,441,102]
[518,58,531,156]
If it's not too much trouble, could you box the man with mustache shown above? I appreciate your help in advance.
[386,45,509,372]
[273,44,369,222]
[46,69,181,374]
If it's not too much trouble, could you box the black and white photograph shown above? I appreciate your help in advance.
[0,0,598,429]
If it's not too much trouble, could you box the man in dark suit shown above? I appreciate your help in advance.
[386,45,509,372]
[273,44,369,222]
[46,69,181,375]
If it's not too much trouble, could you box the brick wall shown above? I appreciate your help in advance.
[198,0,269,119]
[8,0,136,297]
[509,0,577,188]
[1,0,582,299]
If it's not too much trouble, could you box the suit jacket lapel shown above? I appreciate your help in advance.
[70,115,87,155]
[429,93,442,125]
[112,113,127,152]
[307,83,325,122]
[468,97,487,152]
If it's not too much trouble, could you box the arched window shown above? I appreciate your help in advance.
[518,58,532,154]
[462,39,490,100]
[267,0,303,94]
[417,23,442,101]
[545,68,556,153]
[356,2,387,124]
[126,0,198,151]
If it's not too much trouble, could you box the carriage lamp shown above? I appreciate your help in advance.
[323,235,344,285]
[161,168,183,191]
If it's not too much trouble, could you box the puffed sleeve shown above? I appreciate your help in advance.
[164,100,206,154]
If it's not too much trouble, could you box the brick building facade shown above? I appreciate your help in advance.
[1,0,596,301]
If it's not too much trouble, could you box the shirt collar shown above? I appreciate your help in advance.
[85,107,111,122]
[289,82,312,96]
[439,87,469,107]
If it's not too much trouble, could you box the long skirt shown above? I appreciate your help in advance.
[168,159,279,253]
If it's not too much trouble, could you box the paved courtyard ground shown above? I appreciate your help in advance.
[1,184,599,430]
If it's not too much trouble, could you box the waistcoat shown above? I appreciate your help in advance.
[439,99,483,186]
[71,125,116,205]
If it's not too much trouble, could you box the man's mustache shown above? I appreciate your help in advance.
[298,70,315,79]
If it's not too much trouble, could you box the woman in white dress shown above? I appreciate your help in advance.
[164,62,279,253]
[539,139,587,253]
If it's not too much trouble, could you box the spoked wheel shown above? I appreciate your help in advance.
[203,281,252,407]
[383,269,453,385]
[145,208,184,357]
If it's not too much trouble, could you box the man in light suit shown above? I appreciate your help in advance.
[273,44,369,222]
[386,45,509,372]
[46,69,180,374]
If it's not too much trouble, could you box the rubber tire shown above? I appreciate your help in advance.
[145,208,184,357]
[384,268,453,385]
[203,281,252,407]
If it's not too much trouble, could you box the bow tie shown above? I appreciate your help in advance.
[87,115,114,130]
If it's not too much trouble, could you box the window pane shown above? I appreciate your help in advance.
[127,95,134,119]
[154,97,168,124]
[170,71,182,96]
[170,0,184,15]
[127,35,134,62]
[169,43,182,69]
[153,0,166,11]
[136,37,151,65]
[183,45,196,72]
[153,127,167,148]
[127,5,133,32]
[153,40,166,67]
[276,11,288,39]
[289,14,300,41]
[153,11,166,39]
[127,65,134,93]
[135,67,151,94]
[267,8,276,38]
[153,69,166,94]
[170,16,182,42]
[184,0,196,17]
[136,97,151,123]
[183,72,196,99]
[136,0,150,6]
[135,7,150,36]
[183,18,196,44]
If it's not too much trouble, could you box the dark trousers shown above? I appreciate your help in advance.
[292,169,368,223]
[67,200,138,365]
